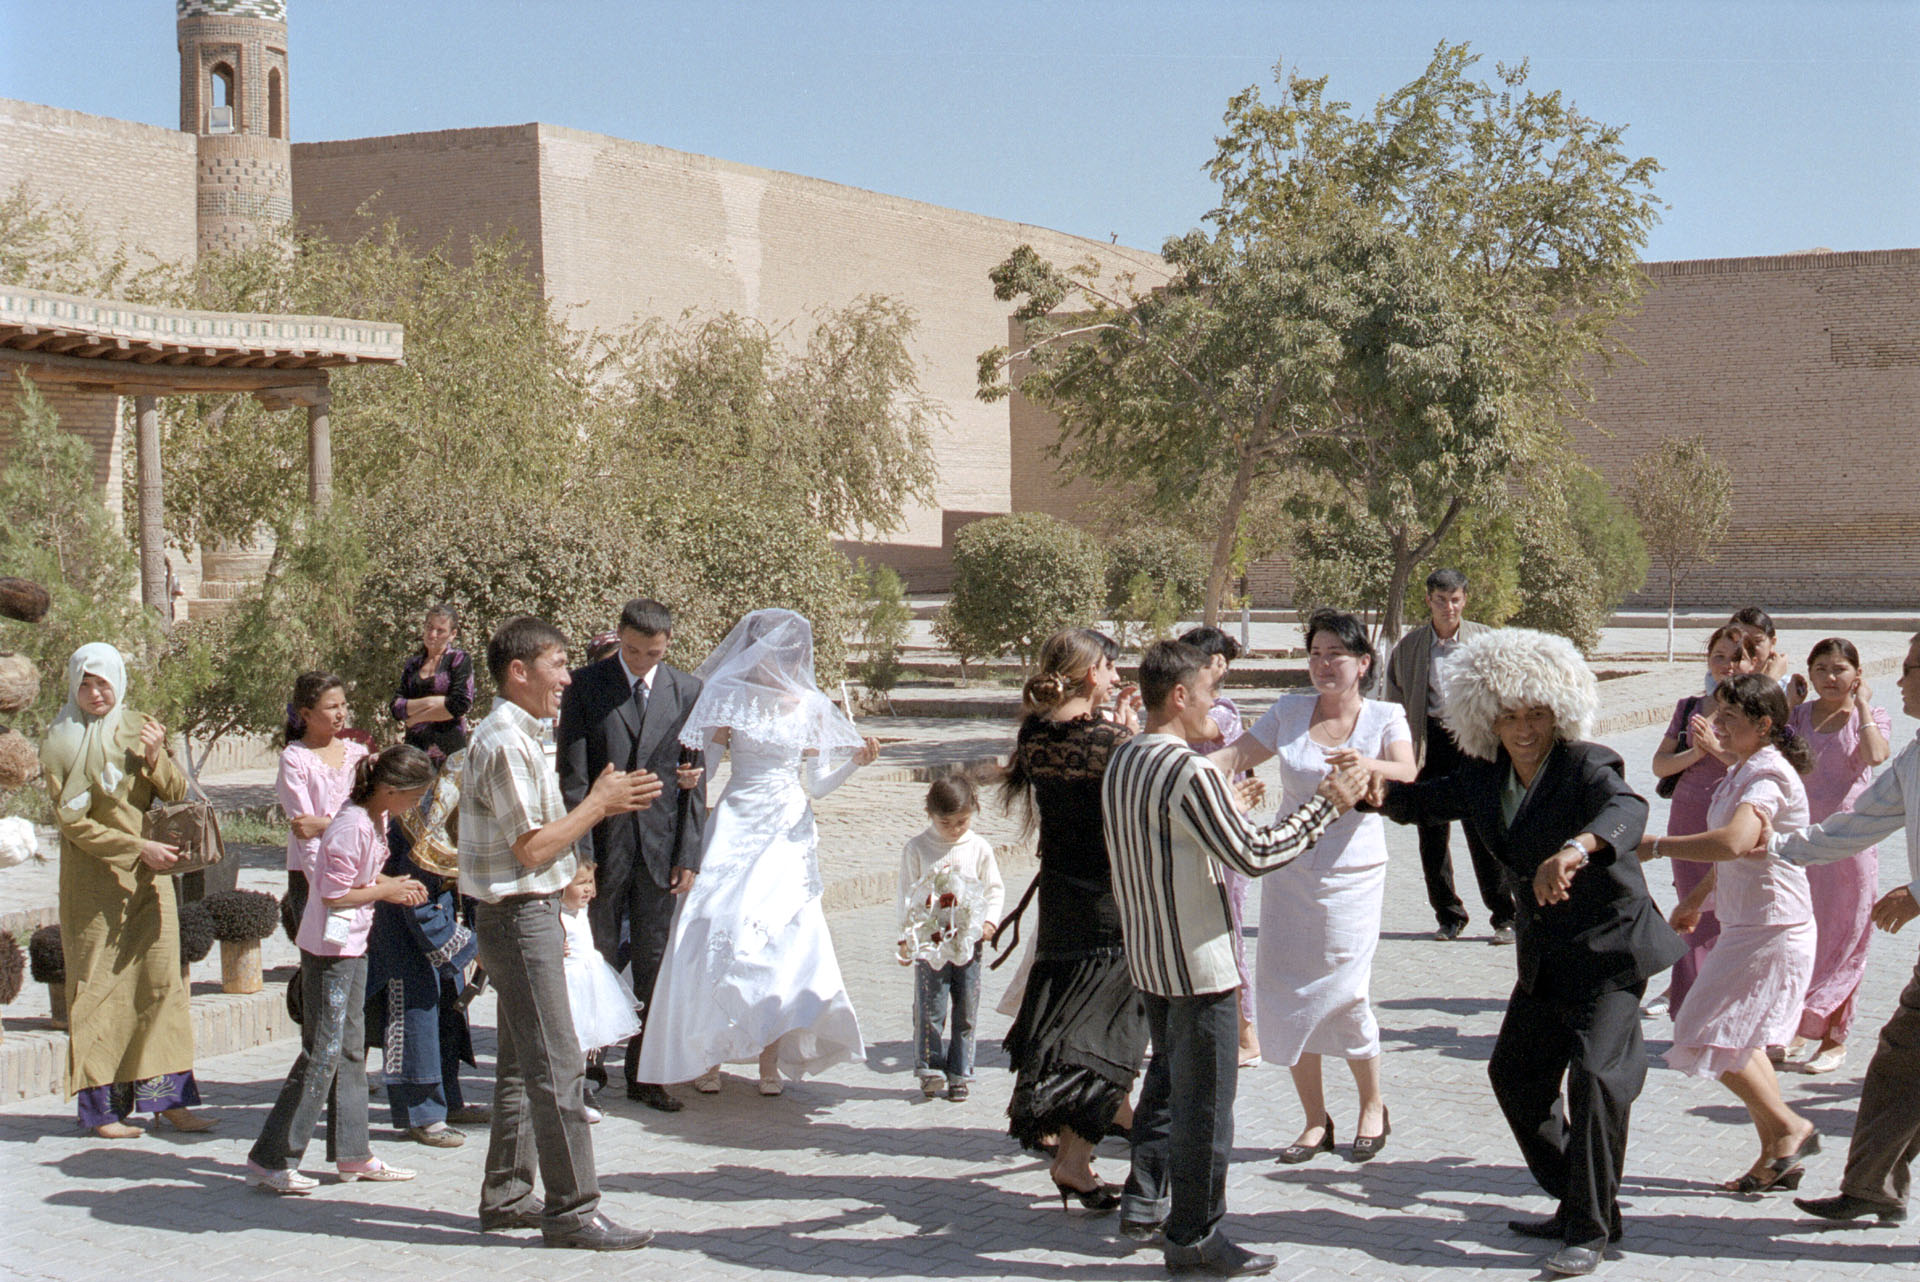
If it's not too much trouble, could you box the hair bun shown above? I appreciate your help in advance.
[1024,671,1069,710]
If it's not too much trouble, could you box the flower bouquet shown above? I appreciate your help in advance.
[901,864,990,968]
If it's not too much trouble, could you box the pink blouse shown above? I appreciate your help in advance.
[276,740,369,873]
[297,804,384,957]
[1787,701,1892,824]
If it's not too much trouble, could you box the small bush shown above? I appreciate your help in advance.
[202,889,281,943]
[852,559,913,695]
[177,901,217,965]
[27,925,61,984]
[937,514,1106,668]
[0,930,23,1005]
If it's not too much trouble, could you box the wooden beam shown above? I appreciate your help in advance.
[0,347,329,395]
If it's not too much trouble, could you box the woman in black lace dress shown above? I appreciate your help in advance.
[1000,628,1146,1209]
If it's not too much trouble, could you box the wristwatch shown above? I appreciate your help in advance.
[1559,840,1589,867]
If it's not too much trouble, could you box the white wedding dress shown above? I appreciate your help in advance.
[635,730,866,1083]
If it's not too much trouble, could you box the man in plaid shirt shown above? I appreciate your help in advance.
[460,615,660,1251]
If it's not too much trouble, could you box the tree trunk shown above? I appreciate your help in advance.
[1381,532,1413,643]
[1204,454,1258,627]
[1666,569,1677,663]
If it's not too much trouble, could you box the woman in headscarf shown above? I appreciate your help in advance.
[41,643,214,1138]
[635,609,879,1096]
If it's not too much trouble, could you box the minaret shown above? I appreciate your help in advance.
[177,0,292,258]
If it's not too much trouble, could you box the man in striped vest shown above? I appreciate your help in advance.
[1102,639,1367,1276]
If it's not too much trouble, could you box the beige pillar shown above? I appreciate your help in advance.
[307,384,332,511]
[134,395,169,629]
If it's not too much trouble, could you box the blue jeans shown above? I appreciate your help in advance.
[1121,989,1239,1249]
[914,956,981,1083]
[249,953,370,1169]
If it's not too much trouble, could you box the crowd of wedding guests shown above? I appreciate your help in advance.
[35,579,1920,1275]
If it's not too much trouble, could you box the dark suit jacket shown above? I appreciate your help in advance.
[557,657,708,890]
[1378,740,1685,1003]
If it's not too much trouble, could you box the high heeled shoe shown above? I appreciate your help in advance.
[1052,1178,1123,1212]
[1351,1107,1391,1162]
[1727,1162,1804,1195]
[1276,1118,1334,1165]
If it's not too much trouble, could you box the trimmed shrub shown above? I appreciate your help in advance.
[936,514,1106,668]
[202,889,281,943]
[27,925,61,984]
[178,901,217,965]
[0,930,23,1005]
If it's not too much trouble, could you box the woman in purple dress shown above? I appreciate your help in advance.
[1784,638,1891,1075]
[390,604,475,766]
[1648,623,1761,1017]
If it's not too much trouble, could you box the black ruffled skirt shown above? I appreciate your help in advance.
[1003,947,1147,1148]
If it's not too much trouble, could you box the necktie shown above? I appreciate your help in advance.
[632,676,648,719]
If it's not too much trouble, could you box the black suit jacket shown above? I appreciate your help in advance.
[1378,740,1685,1003]
[556,657,708,889]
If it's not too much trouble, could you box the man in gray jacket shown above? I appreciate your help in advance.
[1383,569,1514,943]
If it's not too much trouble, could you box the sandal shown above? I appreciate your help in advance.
[692,1068,723,1094]
[1726,1161,1804,1195]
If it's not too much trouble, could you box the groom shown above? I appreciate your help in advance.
[558,597,708,1112]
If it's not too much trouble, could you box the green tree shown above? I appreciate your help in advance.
[1628,436,1733,661]
[982,43,1661,638]
[851,559,914,704]
[0,379,159,754]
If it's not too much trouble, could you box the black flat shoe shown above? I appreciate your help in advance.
[1795,1192,1907,1224]
[541,1213,654,1251]
[1053,1179,1123,1212]
[1165,1234,1277,1277]
[1543,1241,1605,1277]
[1350,1107,1391,1162]
[626,1082,684,1113]
[1276,1118,1334,1165]
[1509,1212,1623,1243]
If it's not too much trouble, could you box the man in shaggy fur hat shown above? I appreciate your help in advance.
[1366,628,1684,1278]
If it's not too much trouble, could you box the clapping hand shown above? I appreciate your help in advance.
[1230,777,1266,814]
[854,736,882,767]
[591,762,662,815]
[674,762,704,791]
[1315,763,1369,814]
[382,875,429,907]
[1109,684,1143,731]
[1688,713,1724,760]
[139,718,167,767]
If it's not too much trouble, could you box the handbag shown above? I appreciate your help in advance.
[1654,695,1700,800]
[142,798,227,877]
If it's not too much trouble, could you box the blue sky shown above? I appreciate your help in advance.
[3,1,1914,262]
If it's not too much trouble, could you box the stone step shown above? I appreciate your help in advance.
[0,972,297,1105]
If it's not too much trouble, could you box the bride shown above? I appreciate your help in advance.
[636,608,880,1095]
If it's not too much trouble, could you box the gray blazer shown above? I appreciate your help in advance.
[1383,618,1490,767]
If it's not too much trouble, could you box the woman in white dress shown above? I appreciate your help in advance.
[636,609,880,1096]
[1212,610,1416,1163]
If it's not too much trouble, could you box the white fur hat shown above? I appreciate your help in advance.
[1435,628,1598,761]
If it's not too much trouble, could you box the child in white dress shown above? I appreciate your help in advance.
[560,863,639,1123]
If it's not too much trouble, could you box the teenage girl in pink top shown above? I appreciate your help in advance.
[247,746,434,1195]
[275,672,369,885]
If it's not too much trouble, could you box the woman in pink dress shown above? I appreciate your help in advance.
[275,672,370,897]
[1784,638,1891,1075]
[1647,624,1762,1016]
[1639,673,1818,1195]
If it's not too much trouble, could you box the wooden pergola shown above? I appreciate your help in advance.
[0,285,403,623]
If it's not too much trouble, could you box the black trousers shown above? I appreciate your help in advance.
[622,877,679,1087]
[1488,983,1645,1247]
[1418,724,1514,931]
[1122,990,1239,1250]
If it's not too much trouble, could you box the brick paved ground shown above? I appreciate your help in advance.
[8,650,1920,1278]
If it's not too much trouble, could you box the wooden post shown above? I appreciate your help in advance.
[134,395,169,632]
[307,384,332,511]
